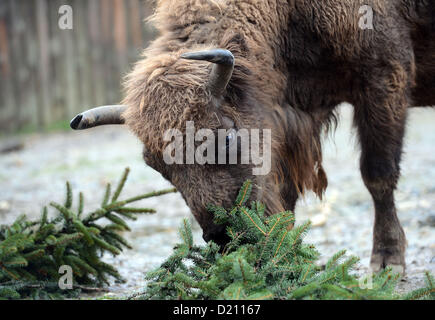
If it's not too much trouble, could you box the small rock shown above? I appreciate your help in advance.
[0,200,11,213]
[419,215,435,228]
[311,214,327,227]
[0,139,24,154]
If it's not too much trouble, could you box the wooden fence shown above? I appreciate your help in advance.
[0,0,154,133]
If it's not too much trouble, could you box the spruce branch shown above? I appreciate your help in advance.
[0,168,177,300]
[135,181,434,301]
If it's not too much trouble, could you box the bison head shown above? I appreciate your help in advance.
[70,44,327,246]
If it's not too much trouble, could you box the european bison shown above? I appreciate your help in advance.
[70,0,435,274]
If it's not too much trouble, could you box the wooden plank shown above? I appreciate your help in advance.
[60,0,79,118]
[75,1,93,111]
[39,0,73,121]
[9,0,26,130]
[49,0,65,123]
[113,0,128,101]
[102,1,119,104]
[0,11,10,76]
[114,0,128,56]
[19,1,39,130]
[0,1,16,132]
[129,0,143,49]
[88,0,104,107]
[36,0,51,127]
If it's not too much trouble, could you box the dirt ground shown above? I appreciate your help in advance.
[0,104,434,297]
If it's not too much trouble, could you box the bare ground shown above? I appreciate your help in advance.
[0,105,434,297]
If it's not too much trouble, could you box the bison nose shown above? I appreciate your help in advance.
[70,114,84,130]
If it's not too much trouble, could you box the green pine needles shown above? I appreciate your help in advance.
[136,180,434,300]
[1,171,433,300]
[0,168,176,299]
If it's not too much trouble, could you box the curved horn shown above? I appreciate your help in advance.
[70,105,127,130]
[181,49,234,97]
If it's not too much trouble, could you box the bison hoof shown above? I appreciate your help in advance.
[370,253,406,276]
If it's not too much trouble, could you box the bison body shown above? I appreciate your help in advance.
[72,0,435,273]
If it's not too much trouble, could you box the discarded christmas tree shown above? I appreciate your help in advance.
[0,168,176,299]
[136,180,434,300]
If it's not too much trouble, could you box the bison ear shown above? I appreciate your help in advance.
[181,49,234,97]
[70,105,127,130]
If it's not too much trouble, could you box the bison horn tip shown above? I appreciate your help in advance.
[70,114,84,130]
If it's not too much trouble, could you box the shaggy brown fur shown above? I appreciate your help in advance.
[122,0,434,272]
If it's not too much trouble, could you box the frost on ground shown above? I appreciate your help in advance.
[0,105,434,297]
